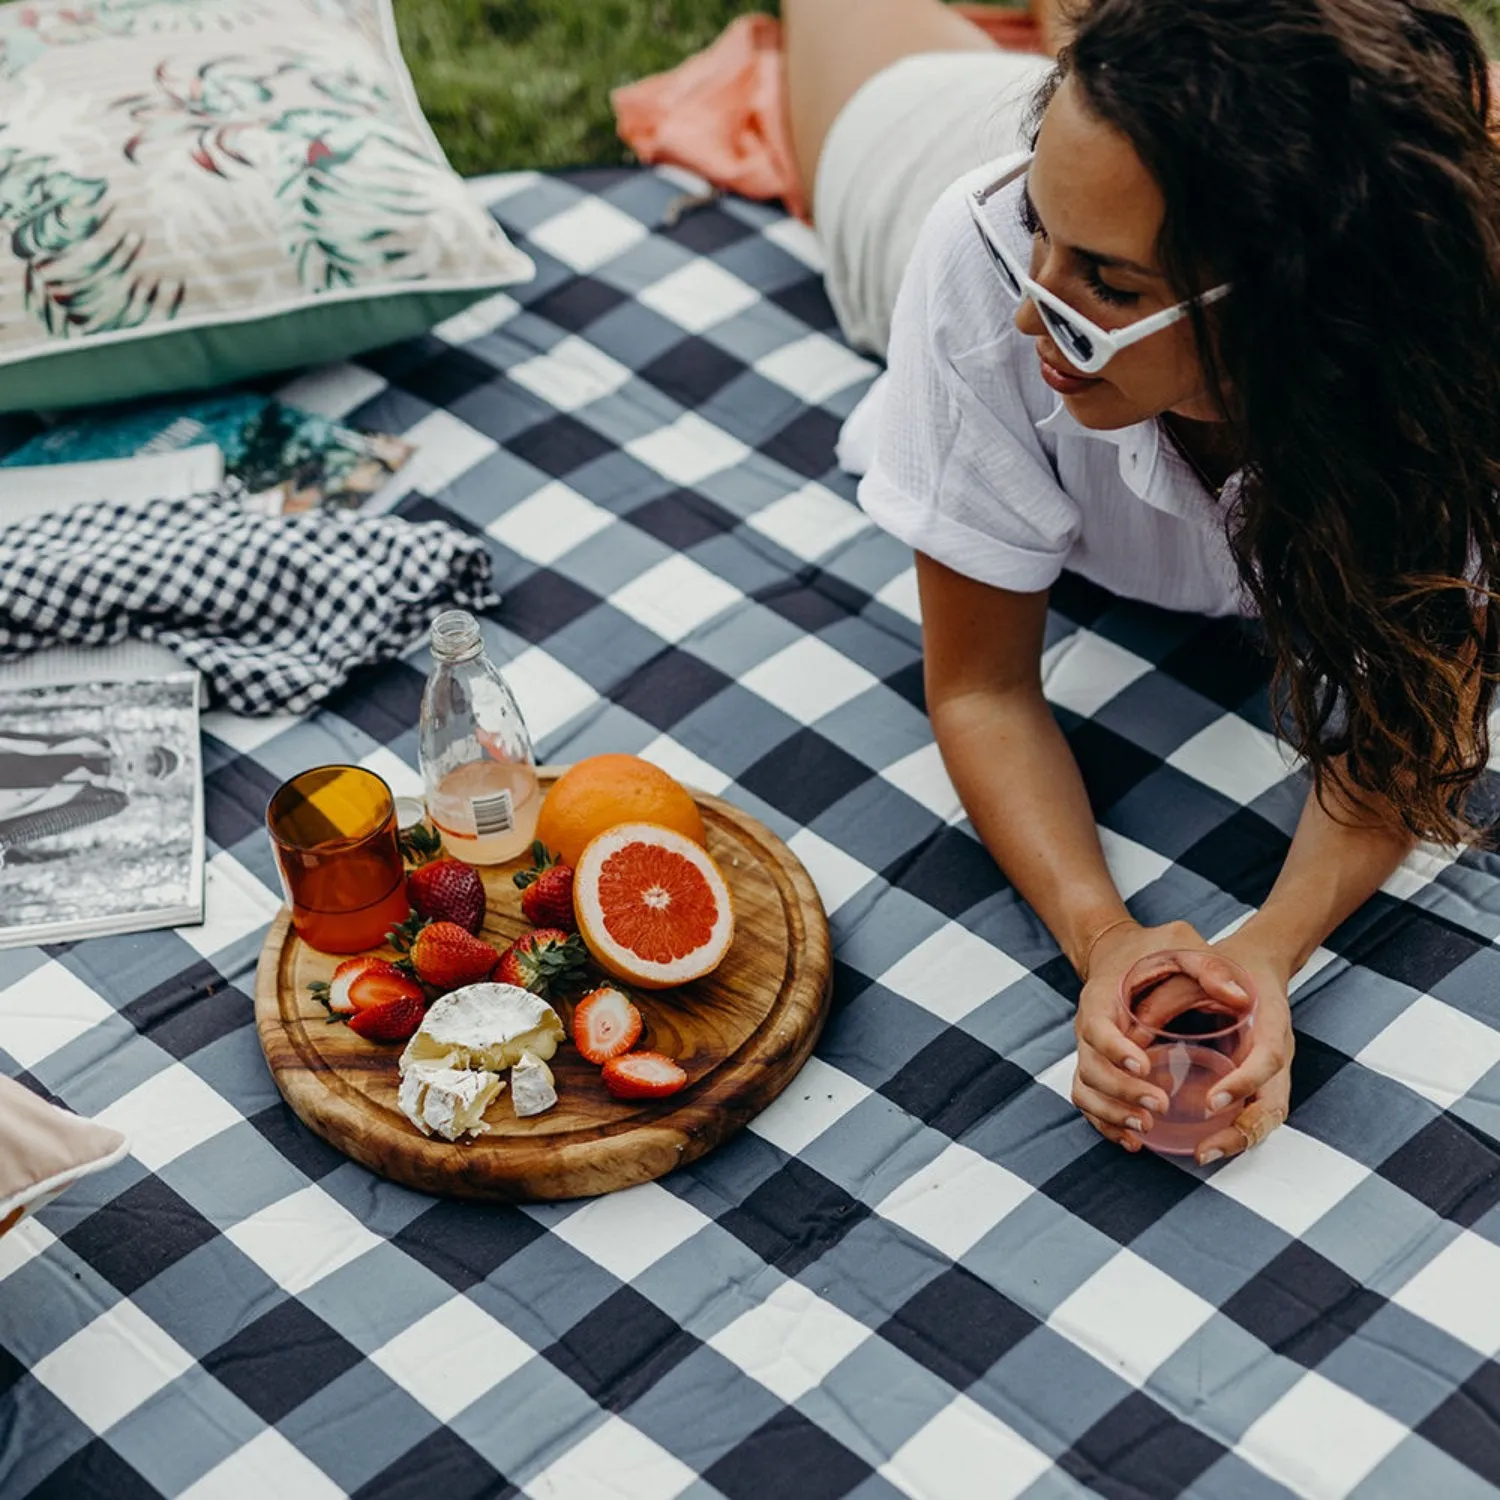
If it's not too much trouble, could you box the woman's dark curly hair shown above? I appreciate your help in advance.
[1039,0,1500,843]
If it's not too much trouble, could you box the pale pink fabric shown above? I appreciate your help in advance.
[612,9,1046,222]
[0,1073,127,1236]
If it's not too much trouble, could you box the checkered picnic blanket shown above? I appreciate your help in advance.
[3,165,1500,1500]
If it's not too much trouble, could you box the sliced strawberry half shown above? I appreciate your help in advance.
[572,985,642,1065]
[347,963,426,1012]
[601,1051,687,1100]
[348,993,426,1042]
[310,955,387,1015]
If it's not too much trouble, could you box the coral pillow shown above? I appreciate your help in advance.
[0,0,533,412]
[0,1074,128,1237]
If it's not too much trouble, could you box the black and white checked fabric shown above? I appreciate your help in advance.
[3,164,1500,1500]
[0,492,497,715]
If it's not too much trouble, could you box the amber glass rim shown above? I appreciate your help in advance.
[265,765,395,853]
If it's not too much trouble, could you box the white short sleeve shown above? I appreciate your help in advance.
[857,171,1079,594]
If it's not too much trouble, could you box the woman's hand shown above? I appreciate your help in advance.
[1071,918,1213,1151]
[1189,929,1296,1164]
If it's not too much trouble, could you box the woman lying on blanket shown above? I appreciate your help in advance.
[786,0,1500,1163]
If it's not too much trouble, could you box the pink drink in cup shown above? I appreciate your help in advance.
[1118,950,1257,1157]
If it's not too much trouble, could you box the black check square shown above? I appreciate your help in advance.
[1158,619,1270,712]
[638,337,748,409]
[718,1159,871,1277]
[1042,1141,1199,1247]
[352,1426,516,1500]
[202,754,286,850]
[703,1408,873,1500]
[1060,1392,1228,1500]
[760,407,843,479]
[757,571,871,634]
[628,490,738,551]
[879,1266,1039,1388]
[203,1297,365,1425]
[120,960,249,1062]
[1065,719,1167,814]
[611,647,734,732]
[1378,1114,1500,1228]
[1349,898,1490,992]
[506,413,617,479]
[544,1286,701,1412]
[661,203,756,254]
[1220,1242,1385,1368]
[385,344,497,409]
[739,728,870,825]
[25,1440,160,1500]
[322,659,427,747]
[767,277,841,331]
[391,1200,547,1292]
[528,275,629,334]
[1417,1359,1500,1488]
[881,1030,1032,1142]
[61,1176,218,1296]
[248,1102,349,1182]
[886,826,1009,921]
[1177,805,1290,907]
[498,568,600,644]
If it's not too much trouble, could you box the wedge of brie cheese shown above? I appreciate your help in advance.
[511,1050,558,1118]
[400,983,564,1073]
[398,1061,506,1141]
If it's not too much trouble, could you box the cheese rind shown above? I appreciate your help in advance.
[511,1050,558,1118]
[398,1061,506,1141]
[400,983,564,1073]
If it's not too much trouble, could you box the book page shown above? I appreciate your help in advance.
[0,446,225,525]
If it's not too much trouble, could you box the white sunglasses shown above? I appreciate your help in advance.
[967,156,1230,376]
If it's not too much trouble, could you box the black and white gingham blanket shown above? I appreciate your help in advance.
[0,493,497,715]
[3,166,1500,1500]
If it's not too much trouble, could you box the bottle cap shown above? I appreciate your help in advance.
[394,795,428,834]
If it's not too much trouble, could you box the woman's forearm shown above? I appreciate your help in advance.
[932,686,1130,973]
[1239,774,1414,975]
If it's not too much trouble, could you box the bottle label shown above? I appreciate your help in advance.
[470,789,514,837]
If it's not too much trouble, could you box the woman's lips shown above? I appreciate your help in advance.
[1037,350,1103,396]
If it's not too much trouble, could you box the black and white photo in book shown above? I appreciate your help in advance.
[0,673,204,948]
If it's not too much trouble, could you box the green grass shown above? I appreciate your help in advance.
[392,0,1500,175]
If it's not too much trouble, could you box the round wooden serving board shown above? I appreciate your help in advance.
[254,770,832,1202]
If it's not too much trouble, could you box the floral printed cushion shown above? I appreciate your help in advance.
[0,0,533,412]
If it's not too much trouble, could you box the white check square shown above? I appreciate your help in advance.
[1167,713,1296,805]
[508,335,632,413]
[875,566,921,624]
[763,217,824,270]
[1097,827,1172,900]
[882,744,963,823]
[487,481,615,565]
[1356,993,1500,1110]
[785,827,874,915]
[1042,630,1154,718]
[1237,1371,1407,1499]
[1208,1127,1369,1237]
[750,1056,871,1157]
[878,1142,1033,1260]
[880,924,1028,1024]
[637,735,733,796]
[1392,1231,1500,1356]
[32,1299,194,1434]
[434,291,521,345]
[371,1294,534,1422]
[637,259,759,333]
[225,1183,382,1294]
[0,960,114,1069]
[740,637,877,724]
[97,1063,243,1172]
[275,362,386,420]
[745,481,871,562]
[200,708,302,755]
[525,1415,695,1500]
[527,197,647,274]
[179,850,281,959]
[610,554,743,644]
[754,334,878,404]
[1048,1248,1218,1387]
[545,1181,711,1283]
[180,1429,343,1500]
[389,409,498,498]
[882,1395,1051,1500]
[501,647,599,742]
[624,412,750,486]
[708,1279,871,1402]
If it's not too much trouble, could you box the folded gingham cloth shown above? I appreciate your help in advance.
[0,493,498,714]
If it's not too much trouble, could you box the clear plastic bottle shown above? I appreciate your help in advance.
[418,609,540,865]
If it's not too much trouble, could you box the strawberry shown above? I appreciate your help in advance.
[348,992,426,1042]
[390,918,499,991]
[572,985,643,1064]
[494,928,588,998]
[601,1051,687,1100]
[402,823,487,934]
[347,964,425,1012]
[513,842,576,931]
[309,955,385,1015]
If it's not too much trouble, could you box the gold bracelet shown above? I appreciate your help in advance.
[1080,915,1136,984]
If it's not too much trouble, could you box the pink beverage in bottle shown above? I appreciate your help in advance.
[1118,953,1257,1157]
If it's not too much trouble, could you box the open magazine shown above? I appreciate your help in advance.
[0,671,204,949]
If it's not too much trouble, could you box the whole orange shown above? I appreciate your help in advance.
[535,754,706,868]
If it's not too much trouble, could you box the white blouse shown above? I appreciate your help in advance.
[848,155,1250,619]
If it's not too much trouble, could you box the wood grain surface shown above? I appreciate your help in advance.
[253,771,832,1202]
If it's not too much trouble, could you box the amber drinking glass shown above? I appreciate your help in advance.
[1118,950,1257,1157]
[266,766,410,954]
